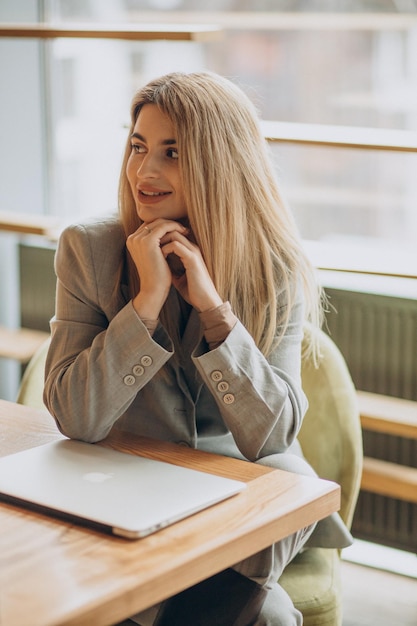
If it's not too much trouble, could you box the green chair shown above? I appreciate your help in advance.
[17,328,362,626]
[16,336,51,409]
[279,325,363,626]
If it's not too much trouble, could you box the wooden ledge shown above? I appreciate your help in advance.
[0,211,62,239]
[358,391,417,440]
[0,327,50,363]
[361,457,417,504]
[358,391,417,504]
[261,120,417,153]
[0,22,222,42]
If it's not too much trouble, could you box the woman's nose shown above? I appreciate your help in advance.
[136,152,159,178]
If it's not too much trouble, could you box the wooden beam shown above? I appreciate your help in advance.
[358,391,417,441]
[0,22,222,42]
[0,327,50,364]
[261,120,417,153]
[0,211,61,239]
[361,457,417,504]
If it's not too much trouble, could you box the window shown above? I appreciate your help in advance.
[2,0,417,275]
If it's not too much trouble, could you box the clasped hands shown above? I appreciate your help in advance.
[127,219,223,320]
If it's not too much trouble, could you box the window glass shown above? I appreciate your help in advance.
[42,1,417,273]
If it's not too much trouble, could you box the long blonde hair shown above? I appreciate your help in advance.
[119,71,323,357]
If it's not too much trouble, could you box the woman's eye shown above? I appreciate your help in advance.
[167,147,179,159]
[131,143,146,154]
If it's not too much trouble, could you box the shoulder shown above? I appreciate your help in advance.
[55,215,126,280]
[57,215,125,262]
[59,215,125,249]
[54,216,129,311]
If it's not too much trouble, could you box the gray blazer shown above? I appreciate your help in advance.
[44,217,352,549]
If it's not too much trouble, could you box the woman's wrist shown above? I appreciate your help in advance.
[199,301,237,348]
[132,292,163,321]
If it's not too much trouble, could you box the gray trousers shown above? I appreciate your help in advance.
[130,452,317,626]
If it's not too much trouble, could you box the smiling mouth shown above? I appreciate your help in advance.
[140,190,170,197]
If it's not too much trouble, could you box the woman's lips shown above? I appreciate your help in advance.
[138,189,171,204]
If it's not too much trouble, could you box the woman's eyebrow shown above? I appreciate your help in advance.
[130,132,177,145]
[130,132,142,141]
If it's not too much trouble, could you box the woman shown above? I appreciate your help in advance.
[44,72,351,625]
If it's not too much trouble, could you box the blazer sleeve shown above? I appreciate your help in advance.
[43,222,173,442]
[192,295,307,462]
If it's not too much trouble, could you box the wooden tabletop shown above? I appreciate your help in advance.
[0,400,340,626]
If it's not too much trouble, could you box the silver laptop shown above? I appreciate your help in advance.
[0,439,246,539]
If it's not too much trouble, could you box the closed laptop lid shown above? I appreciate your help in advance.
[0,439,246,539]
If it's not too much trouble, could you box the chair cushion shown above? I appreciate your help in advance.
[279,548,342,626]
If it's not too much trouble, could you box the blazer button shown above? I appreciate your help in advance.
[210,370,223,382]
[223,393,235,405]
[217,381,229,393]
[141,355,153,367]
[133,364,145,377]
[123,374,136,386]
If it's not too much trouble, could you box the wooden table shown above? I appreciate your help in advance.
[0,400,340,626]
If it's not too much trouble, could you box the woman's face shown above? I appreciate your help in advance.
[126,104,187,224]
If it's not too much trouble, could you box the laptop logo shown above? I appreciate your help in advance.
[83,472,114,483]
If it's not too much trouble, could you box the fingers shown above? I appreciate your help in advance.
[138,219,189,240]
[126,220,188,261]
[134,223,155,238]
[160,237,196,267]
[126,220,192,289]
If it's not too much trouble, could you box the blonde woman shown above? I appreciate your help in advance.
[44,72,351,625]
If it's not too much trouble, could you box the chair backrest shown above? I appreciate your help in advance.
[300,325,363,529]
[16,337,51,410]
